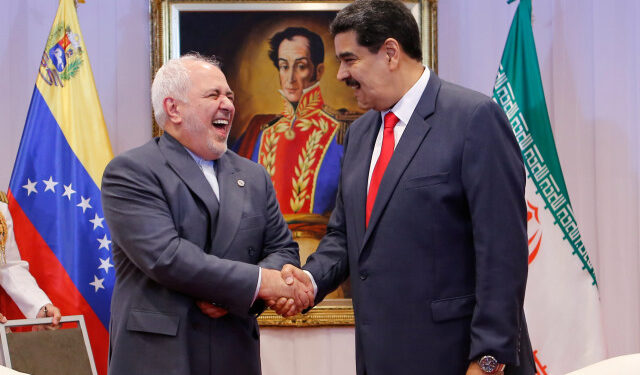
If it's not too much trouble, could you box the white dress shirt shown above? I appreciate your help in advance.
[184,148,220,201]
[367,67,431,190]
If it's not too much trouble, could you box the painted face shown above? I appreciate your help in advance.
[335,31,392,111]
[180,61,235,160]
[277,36,318,103]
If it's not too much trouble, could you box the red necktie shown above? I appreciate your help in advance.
[366,111,399,227]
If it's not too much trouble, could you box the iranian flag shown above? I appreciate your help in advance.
[492,0,606,373]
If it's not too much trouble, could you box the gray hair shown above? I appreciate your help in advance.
[151,53,221,128]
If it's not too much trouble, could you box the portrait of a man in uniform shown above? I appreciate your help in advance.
[234,27,354,298]
[176,11,362,300]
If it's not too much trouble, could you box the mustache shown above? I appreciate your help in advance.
[344,78,360,87]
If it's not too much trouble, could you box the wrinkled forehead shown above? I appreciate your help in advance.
[186,61,231,91]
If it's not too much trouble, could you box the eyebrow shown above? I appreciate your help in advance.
[337,52,356,60]
[278,57,311,64]
[204,88,234,97]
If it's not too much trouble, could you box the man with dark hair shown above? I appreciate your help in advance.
[235,27,347,297]
[267,27,325,84]
[275,1,536,374]
[236,28,342,218]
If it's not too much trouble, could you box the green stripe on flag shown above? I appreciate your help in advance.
[492,0,597,285]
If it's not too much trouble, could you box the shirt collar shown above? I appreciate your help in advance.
[184,147,215,168]
[381,67,431,125]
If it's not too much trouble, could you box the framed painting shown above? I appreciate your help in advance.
[150,0,438,326]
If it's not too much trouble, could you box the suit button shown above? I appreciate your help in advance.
[248,247,255,255]
[359,272,368,281]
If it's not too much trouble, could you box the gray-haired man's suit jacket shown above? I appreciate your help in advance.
[102,133,299,375]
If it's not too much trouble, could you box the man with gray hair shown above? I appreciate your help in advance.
[101,53,311,375]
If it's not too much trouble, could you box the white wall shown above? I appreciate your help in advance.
[0,0,151,188]
[1,0,638,373]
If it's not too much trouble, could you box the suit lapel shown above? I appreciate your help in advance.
[158,133,220,222]
[210,153,245,258]
[351,112,381,249]
[360,73,441,254]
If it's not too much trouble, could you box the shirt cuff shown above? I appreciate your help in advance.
[251,267,262,305]
[303,270,318,297]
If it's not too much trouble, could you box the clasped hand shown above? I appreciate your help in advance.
[196,265,314,319]
[259,265,315,317]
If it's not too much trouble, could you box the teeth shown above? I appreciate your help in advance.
[212,120,228,126]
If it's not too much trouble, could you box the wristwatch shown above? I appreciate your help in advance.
[477,355,506,374]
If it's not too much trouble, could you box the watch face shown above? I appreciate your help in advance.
[478,355,498,373]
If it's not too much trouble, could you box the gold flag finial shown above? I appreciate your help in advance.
[0,211,8,264]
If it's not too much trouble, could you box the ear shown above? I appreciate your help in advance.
[383,38,401,69]
[163,97,182,124]
[315,63,325,81]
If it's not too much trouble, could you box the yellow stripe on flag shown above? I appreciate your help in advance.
[35,0,112,188]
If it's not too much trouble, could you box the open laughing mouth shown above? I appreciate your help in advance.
[212,119,229,132]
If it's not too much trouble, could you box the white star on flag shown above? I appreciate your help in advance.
[98,257,114,274]
[89,213,105,230]
[77,196,92,213]
[62,183,76,200]
[89,275,105,292]
[22,179,38,196]
[97,235,111,250]
[42,176,58,193]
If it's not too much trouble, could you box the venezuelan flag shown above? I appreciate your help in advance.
[5,0,113,373]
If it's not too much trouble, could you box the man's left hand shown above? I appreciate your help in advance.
[196,301,228,319]
[466,362,504,375]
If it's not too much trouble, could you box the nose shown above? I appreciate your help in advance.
[336,62,349,81]
[220,96,234,113]
[287,67,296,83]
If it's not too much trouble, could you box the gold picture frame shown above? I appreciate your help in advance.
[150,0,438,327]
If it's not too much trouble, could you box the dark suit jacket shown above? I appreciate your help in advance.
[101,133,299,375]
[304,73,535,375]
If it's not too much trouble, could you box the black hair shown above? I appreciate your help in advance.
[268,27,325,68]
[330,0,422,61]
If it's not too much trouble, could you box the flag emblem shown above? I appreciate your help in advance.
[526,200,542,264]
[42,23,84,84]
[3,0,114,374]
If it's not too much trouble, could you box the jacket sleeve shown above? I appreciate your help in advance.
[0,203,51,318]
[256,165,300,271]
[302,128,351,304]
[461,99,528,365]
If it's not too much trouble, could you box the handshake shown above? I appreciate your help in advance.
[258,264,315,317]
[196,264,314,319]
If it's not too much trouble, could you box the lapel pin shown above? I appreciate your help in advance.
[237,179,245,187]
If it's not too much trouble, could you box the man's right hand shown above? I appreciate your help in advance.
[269,264,315,317]
[258,268,294,299]
[259,267,315,317]
[258,268,297,315]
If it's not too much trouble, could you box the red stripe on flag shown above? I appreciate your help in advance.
[6,191,109,375]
